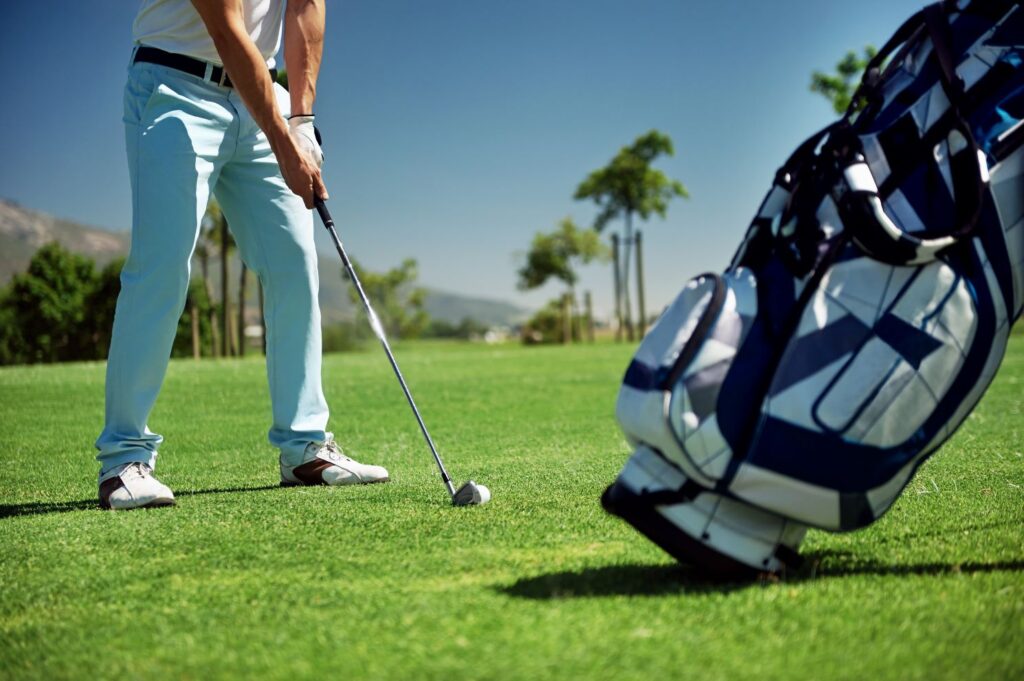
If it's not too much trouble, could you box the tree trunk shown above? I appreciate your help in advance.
[190,293,201,359]
[220,218,231,357]
[561,292,572,344]
[228,303,239,357]
[621,213,635,341]
[200,254,219,358]
[584,290,595,343]
[570,288,581,341]
[258,277,266,356]
[611,234,623,342]
[238,262,247,357]
[636,229,646,336]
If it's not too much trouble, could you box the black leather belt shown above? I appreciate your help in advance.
[133,45,278,89]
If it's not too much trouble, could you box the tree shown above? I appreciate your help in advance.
[521,298,573,345]
[423,317,489,340]
[518,217,609,343]
[0,289,24,365]
[574,130,688,341]
[810,46,878,114]
[345,258,429,340]
[6,243,97,362]
[0,243,100,363]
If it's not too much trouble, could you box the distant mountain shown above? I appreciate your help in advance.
[422,289,528,327]
[0,199,129,282]
[0,199,529,327]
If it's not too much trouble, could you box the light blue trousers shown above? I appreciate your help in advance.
[96,60,330,475]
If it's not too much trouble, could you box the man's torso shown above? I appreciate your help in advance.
[133,0,285,67]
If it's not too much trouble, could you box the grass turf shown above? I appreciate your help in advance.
[0,338,1021,680]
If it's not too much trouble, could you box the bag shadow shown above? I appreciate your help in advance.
[499,551,1024,600]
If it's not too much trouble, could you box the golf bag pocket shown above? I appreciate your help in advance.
[768,257,978,450]
[617,268,758,487]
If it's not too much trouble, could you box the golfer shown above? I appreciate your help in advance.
[95,0,389,510]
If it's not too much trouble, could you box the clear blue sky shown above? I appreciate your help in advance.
[0,1,924,318]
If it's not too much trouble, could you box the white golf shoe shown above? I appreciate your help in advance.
[280,439,389,486]
[99,462,175,510]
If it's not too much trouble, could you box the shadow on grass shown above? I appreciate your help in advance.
[501,555,1024,600]
[499,564,750,599]
[0,484,282,519]
[796,550,1024,580]
[871,519,1023,544]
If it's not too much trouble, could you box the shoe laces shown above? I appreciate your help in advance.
[121,462,151,481]
[322,440,353,462]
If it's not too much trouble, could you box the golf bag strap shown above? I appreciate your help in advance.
[838,0,988,266]
[637,480,706,506]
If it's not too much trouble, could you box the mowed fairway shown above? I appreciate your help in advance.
[1,338,1022,680]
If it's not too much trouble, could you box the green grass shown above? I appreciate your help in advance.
[1,339,1022,680]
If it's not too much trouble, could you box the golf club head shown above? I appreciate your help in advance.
[452,480,490,506]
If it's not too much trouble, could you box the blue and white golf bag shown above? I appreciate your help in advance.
[603,0,1024,576]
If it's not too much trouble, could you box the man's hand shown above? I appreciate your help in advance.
[275,131,327,207]
[288,116,324,168]
[190,0,326,207]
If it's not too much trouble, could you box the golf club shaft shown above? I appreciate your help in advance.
[314,199,456,497]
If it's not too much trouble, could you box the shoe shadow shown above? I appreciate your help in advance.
[499,555,1024,600]
[0,484,283,520]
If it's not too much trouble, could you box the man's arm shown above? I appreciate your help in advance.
[190,0,327,207]
[284,0,325,117]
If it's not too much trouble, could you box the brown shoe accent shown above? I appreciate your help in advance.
[98,469,176,510]
[98,476,124,510]
[281,459,336,487]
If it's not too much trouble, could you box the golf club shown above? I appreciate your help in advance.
[314,197,490,507]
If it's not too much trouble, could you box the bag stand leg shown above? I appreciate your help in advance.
[602,446,807,578]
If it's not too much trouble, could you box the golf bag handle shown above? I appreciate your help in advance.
[838,0,989,266]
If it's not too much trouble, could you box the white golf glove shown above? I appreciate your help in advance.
[288,115,324,169]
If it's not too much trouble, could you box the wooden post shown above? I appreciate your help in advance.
[584,290,595,343]
[636,229,646,336]
[611,233,623,342]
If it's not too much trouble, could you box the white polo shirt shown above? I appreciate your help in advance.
[133,0,285,67]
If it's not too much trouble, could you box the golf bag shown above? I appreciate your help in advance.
[603,0,1024,576]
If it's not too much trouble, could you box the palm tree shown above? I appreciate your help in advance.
[574,130,688,341]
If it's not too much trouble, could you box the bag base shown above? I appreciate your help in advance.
[602,446,808,578]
